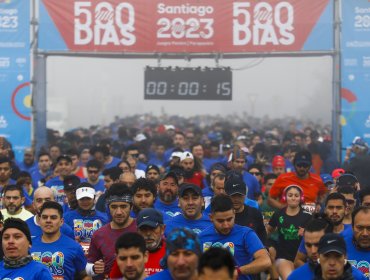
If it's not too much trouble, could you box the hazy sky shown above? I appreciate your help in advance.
[46,55,333,131]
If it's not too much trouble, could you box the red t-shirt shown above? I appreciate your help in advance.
[269,172,327,203]
[109,240,166,278]
[184,172,204,188]
[87,220,137,276]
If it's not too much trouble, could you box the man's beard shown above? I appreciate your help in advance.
[7,204,22,215]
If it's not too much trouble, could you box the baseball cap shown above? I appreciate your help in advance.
[56,154,72,164]
[351,136,369,149]
[137,208,163,228]
[331,168,345,179]
[170,151,183,160]
[320,174,334,185]
[337,174,358,188]
[159,171,178,185]
[63,175,81,191]
[272,155,285,168]
[134,133,147,142]
[179,183,202,197]
[180,152,194,162]
[76,183,95,200]
[165,125,175,131]
[146,164,160,174]
[225,177,246,196]
[293,150,312,165]
[318,233,346,255]
[210,163,226,173]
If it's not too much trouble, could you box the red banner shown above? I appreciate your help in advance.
[40,0,332,53]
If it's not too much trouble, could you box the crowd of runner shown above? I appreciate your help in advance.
[0,114,370,280]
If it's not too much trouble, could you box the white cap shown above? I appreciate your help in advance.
[170,151,183,160]
[180,152,194,162]
[134,133,147,142]
[76,187,95,200]
[165,125,175,131]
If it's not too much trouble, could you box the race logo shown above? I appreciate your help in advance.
[32,251,65,277]
[73,218,104,242]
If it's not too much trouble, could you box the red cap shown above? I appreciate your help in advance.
[272,155,285,168]
[331,168,345,179]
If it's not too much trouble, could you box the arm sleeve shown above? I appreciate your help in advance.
[269,176,285,198]
[243,229,265,256]
[87,232,102,263]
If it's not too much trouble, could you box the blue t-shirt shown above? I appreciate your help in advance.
[242,172,260,200]
[202,187,214,208]
[31,169,49,188]
[45,177,66,205]
[288,262,367,280]
[26,215,75,239]
[31,234,87,280]
[63,209,108,243]
[298,224,353,254]
[81,178,105,193]
[154,199,181,219]
[18,161,38,173]
[146,269,173,279]
[199,224,265,280]
[104,156,121,169]
[0,259,53,279]
[345,234,370,278]
[164,213,212,236]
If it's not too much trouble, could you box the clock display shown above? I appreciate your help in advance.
[144,66,232,100]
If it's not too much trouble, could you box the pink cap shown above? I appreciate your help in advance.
[331,168,345,179]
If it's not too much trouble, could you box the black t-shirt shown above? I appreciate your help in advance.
[269,207,312,260]
[235,205,267,245]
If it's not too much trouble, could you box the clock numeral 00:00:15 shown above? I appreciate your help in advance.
[145,82,231,96]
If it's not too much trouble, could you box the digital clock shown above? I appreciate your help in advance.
[144,66,232,100]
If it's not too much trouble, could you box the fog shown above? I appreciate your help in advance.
[46,55,333,131]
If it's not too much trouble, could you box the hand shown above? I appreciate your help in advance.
[93,259,105,274]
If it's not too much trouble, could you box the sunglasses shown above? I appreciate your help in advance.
[129,153,139,158]
[250,172,262,176]
[87,170,99,174]
[296,163,310,168]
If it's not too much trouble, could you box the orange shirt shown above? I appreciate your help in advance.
[269,172,327,203]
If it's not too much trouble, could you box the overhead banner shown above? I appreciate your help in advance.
[39,0,333,53]
[0,0,31,160]
[341,0,370,152]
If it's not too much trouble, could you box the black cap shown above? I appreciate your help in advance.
[63,175,81,190]
[179,183,202,197]
[225,177,246,196]
[146,164,160,174]
[56,154,72,164]
[210,163,226,173]
[3,218,32,245]
[137,208,163,228]
[159,171,178,185]
[293,150,312,165]
[318,233,346,255]
[337,174,358,188]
